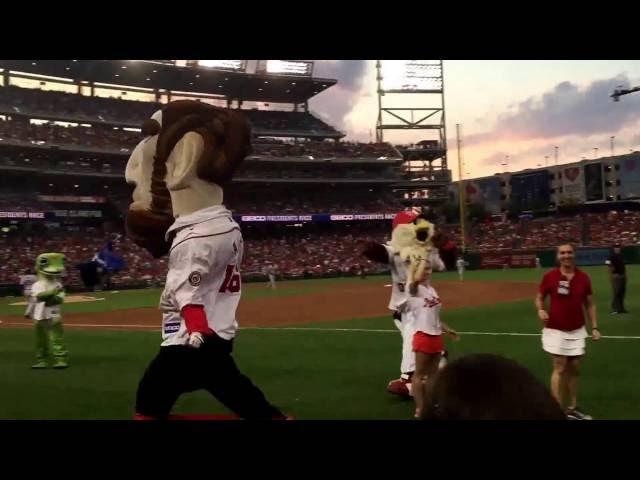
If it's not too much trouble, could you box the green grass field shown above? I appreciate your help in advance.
[1,266,638,420]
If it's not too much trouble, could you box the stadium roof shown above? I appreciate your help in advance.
[0,60,337,104]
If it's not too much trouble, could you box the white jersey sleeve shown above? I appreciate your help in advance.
[170,240,216,309]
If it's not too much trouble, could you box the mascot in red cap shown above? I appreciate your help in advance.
[362,209,448,398]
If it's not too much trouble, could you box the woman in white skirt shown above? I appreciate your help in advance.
[535,243,601,420]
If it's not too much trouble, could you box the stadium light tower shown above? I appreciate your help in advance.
[377,60,449,207]
[611,85,640,101]
[376,60,447,165]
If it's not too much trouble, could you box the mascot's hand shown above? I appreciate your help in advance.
[47,293,65,306]
[182,305,212,348]
[187,332,205,349]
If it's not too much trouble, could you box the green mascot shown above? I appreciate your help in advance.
[30,253,68,369]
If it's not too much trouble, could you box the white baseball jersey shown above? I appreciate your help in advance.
[397,284,442,336]
[456,259,465,270]
[30,278,63,321]
[430,249,446,273]
[159,205,243,346]
[19,274,38,295]
[384,244,445,311]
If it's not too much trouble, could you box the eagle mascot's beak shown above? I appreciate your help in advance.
[414,218,435,244]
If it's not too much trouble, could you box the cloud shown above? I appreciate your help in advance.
[465,74,640,146]
[308,60,370,132]
[476,131,638,172]
[480,151,511,167]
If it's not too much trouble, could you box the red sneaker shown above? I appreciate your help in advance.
[387,378,412,398]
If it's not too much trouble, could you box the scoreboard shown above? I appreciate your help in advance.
[256,60,314,77]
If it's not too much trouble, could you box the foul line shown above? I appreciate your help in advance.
[0,321,158,329]
[243,327,640,340]
[2,321,640,340]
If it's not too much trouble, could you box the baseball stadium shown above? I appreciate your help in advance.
[0,60,639,420]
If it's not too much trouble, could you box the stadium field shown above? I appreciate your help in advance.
[0,265,638,420]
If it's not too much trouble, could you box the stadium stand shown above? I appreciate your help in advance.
[0,225,388,288]
[0,85,343,137]
[0,117,399,161]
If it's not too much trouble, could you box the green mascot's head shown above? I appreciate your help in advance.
[35,253,66,279]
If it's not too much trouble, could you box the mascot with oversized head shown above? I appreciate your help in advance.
[362,209,448,398]
[126,100,287,420]
[30,252,68,369]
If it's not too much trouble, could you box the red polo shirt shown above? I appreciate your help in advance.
[539,268,593,331]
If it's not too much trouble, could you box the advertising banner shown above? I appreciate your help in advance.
[510,171,550,210]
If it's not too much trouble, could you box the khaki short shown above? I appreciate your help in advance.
[542,327,587,356]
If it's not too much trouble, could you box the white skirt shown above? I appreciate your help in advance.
[542,327,587,357]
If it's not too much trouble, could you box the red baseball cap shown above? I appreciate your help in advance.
[392,210,419,229]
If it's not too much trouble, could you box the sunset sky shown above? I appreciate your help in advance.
[10,60,640,182]
[309,60,640,180]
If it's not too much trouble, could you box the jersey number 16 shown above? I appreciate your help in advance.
[219,264,241,293]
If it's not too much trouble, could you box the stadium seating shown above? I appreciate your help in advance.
[0,118,141,150]
[0,85,158,124]
[1,210,639,288]
[0,227,388,288]
[586,211,640,247]
[0,117,399,162]
[0,85,342,137]
[0,191,52,212]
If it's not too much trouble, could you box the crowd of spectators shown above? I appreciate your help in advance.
[243,110,339,135]
[468,221,523,251]
[0,226,389,289]
[0,118,399,163]
[0,143,402,182]
[440,214,616,253]
[252,140,400,159]
[0,187,407,217]
[464,216,584,252]
[1,208,639,289]
[518,217,585,250]
[0,85,399,160]
[0,229,165,289]
[0,192,52,212]
[0,85,340,135]
[586,211,640,247]
[0,118,141,151]
[224,191,405,215]
[234,162,398,181]
[242,231,388,278]
[0,85,159,125]
[0,148,121,175]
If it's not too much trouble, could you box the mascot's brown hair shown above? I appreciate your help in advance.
[126,101,252,258]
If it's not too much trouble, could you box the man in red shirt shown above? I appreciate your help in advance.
[535,243,601,420]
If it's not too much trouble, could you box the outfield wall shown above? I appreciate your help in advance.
[465,245,640,270]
